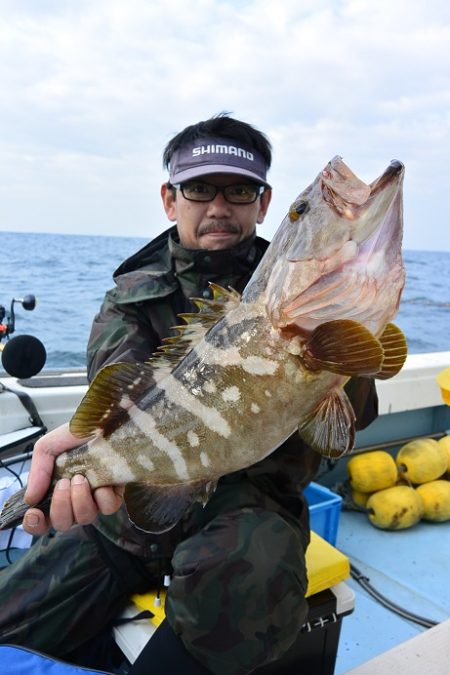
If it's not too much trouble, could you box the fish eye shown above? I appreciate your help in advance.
[295,201,308,216]
[288,200,309,221]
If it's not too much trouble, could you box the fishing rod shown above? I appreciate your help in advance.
[0,294,46,378]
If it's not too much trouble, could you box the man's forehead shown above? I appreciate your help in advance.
[187,173,256,185]
[169,136,271,188]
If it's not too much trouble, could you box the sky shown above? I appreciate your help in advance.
[0,0,449,251]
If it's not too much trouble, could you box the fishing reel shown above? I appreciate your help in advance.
[0,295,46,378]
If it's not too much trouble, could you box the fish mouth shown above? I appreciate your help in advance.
[369,160,404,194]
[268,157,405,330]
[356,159,404,250]
[321,159,404,222]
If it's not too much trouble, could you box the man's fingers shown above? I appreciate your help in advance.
[23,508,51,536]
[23,476,119,533]
[47,478,121,529]
[94,485,125,515]
[49,476,98,530]
[70,475,100,526]
[25,423,90,505]
[25,451,57,506]
[49,478,75,531]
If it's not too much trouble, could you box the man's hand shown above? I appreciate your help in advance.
[23,423,124,535]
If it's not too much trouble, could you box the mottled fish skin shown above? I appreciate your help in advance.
[55,306,329,486]
[0,157,407,533]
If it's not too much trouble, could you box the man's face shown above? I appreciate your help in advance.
[161,174,272,250]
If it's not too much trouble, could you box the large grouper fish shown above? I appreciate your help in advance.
[0,156,407,533]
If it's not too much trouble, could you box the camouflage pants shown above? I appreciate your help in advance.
[0,479,309,675]
[0,525,153,659]
[167,506,309,675]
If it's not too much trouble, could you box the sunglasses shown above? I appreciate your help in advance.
[172,180,265,204]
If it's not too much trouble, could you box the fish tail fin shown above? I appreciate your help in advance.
[0,486,50,531]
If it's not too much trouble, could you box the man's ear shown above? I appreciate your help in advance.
[161,183,177,221]
[257,188,272,224]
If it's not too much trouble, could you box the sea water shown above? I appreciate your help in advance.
[0,231,449,369]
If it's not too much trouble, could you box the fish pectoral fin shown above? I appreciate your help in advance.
[124,480,213,534]
[69,361,161,438]
[302,319,384,376]
[373,323,408,380]
[298,387,356,458]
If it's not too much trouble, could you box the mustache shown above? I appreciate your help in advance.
[198,221,241,236]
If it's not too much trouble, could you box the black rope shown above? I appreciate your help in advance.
[350,563,438,629]
[0,382,46,429]
[0,457,24,567]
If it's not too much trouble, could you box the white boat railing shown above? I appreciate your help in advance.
[1,351,450,450]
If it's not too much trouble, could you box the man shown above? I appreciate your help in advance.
[0,114,378,674]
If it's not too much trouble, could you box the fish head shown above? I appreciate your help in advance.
[248,156,405,336]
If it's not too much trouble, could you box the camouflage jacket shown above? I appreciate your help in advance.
[86,226,378,556]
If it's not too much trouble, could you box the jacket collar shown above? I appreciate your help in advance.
[111,225,268,304]
[168,229,259,276]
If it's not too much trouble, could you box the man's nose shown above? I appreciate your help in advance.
[206,190,233,216]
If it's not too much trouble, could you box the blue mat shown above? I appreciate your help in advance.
[0,645,112,675]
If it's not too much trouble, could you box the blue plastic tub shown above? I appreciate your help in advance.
[304,483,342,545]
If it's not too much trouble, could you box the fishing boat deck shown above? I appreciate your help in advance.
[1,462,449,674]
[1,354,450,673]
[334,510,450,674]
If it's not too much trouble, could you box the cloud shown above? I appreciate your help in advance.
[0,0,449,250]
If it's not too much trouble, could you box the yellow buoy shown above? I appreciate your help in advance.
[436,367,450,405]
[396,438,447,484]
[437,436,450,474]
[416,480,450,522]
[367,486,424,530]
[351,489,373,509]
[347,451,398,493]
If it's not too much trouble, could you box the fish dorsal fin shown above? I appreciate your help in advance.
[302,319,384,376]
[298,387,356,458]
[373,323,408,380]
[69,361,162,438]
[70,284,240,439]
[153,283,241,365]
[124,480,216,533]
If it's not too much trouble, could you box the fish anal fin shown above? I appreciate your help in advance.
[374,323,408,380]
[302,319,384,376]
[124,481,215,534]
[69,362,158,438]
[299,387,356,458]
